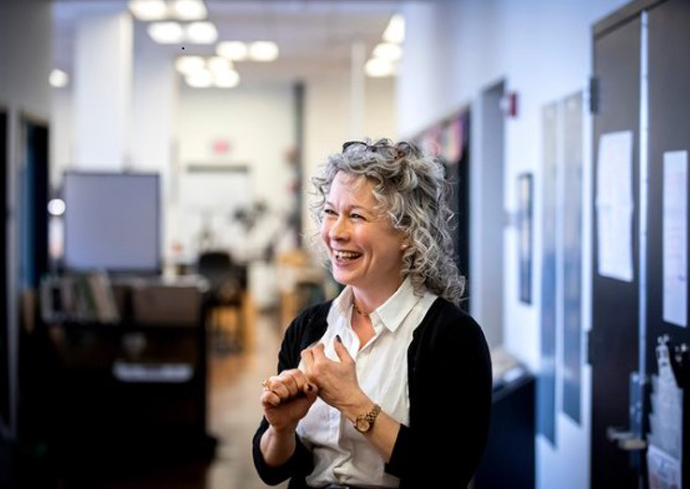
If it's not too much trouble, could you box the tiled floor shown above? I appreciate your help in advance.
[80,308,289,489]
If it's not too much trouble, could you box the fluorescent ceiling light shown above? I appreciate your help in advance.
[49,69,69,88]
[148,22,184,44]
[383,14,405,44]
[186,69,213,88]
[207,56,233,73]
[175,55,205,74]
[129,0,168,21]
[214,70,240,88]
[249,41,279,62]
[186,21,217,44]
[373,42,402,61]
[365,58,395,78]
[216,41,248,61]
[171,0,207,21]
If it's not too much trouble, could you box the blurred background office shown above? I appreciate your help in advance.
[1,0,688,488]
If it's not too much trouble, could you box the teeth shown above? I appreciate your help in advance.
[335,250,361,260]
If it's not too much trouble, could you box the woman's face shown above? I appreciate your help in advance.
[320,172,406,293]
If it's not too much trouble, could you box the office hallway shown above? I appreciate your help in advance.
[93,309,289,489]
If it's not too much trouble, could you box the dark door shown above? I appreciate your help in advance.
[0,109,8,431]
[647,0,690,485]
[591,12,642,489]
[20,119,49,289]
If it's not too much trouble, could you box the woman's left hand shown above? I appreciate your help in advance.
[301,337,367,412]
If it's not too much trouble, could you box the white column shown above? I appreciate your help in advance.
[131,37,178,269]
[131,38,176,176]
[73,11,133,170]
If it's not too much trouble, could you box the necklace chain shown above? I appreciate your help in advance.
[351,298,370,317]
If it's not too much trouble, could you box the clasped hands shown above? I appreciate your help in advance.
[261,336,367,433]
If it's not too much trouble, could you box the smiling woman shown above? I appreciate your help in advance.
[252,139,492,489]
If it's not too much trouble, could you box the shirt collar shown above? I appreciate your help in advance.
[331,276,422,333]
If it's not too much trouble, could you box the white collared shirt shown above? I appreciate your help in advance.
[296,277,437,488]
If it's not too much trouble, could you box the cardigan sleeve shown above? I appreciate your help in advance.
[251,312,316,486]
[385,308,493,488]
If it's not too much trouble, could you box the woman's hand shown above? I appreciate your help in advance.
[301,337,368,413]
[261,369,318,433]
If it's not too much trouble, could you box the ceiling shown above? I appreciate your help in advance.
[52,0,410,85]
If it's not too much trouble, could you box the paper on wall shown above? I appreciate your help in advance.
[663,151,688,327]
[596,131,634,282]
[647,444,682,489]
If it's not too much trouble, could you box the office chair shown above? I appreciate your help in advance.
[196,251,246,354]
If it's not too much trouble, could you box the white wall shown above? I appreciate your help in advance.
[397,1,631,489]
[0,0,53,438]
[174,83,296,260]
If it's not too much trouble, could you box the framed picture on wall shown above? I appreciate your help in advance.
[517,173,533,304]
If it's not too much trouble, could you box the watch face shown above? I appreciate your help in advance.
[355,418,370,432]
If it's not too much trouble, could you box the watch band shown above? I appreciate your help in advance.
[354,403,381,433]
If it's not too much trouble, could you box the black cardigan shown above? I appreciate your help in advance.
[252,297,492,488]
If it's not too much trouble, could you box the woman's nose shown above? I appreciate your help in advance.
[328,216,349,241]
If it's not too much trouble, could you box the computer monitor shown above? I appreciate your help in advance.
[63,171,161,274]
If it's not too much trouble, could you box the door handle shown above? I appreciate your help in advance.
[604,372,648,454]
[606,426,647,451]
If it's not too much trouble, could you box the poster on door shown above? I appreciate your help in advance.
[647,443,681,489]
[596,130,634,282]
[663,150,688,327]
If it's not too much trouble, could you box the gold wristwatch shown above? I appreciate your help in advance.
[354,403,381,433]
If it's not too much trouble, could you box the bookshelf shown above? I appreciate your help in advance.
[39,275,215,470]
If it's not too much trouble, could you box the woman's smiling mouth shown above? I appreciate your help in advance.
[333,250,363,263]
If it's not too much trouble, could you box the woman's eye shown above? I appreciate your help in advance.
[350,213,364,220]
[323,209,337,216]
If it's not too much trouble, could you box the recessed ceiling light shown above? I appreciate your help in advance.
[186,69,213,88]
[129,0,168,21]
[373,42,402,61]
[383,14,405,44]
[214,70,240,88]
[216,41,248,61]
[49,69,69,88]
[249,41,279,62]
[48,199,66,216]
[207,56,233,73]
[175,55,205,75]
[365,58,395,78]
[148,22,184,44]
[186,22,217,44]
[171,0,207,21]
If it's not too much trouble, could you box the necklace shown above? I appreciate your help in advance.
[351,298,371,317]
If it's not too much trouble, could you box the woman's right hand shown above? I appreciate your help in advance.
[261,368,318,433]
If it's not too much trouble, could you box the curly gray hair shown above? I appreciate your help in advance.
[309,138,466,305]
